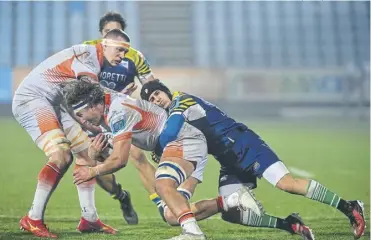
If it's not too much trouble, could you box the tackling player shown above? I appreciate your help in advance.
[82,11,160,218]
[140,80,366,240]
[13,29,130,238]
[61,80,262,240]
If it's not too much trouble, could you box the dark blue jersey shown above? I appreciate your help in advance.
[156,92,248,157]
[84,39,153,92]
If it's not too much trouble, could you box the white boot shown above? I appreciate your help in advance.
[225,187,264,216]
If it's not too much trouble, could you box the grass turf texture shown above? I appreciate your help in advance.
[0,118,369,239]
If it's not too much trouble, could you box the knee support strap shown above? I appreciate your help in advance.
[155,161,186,186]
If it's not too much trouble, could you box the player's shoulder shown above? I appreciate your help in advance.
[173,91,196,102]
[169,91,198,114]
[72,43,98,56]
[83,39,101,45]
[125,47,146,62]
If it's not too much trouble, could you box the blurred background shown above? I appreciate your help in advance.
[0,1,369,121]
[0,2,369,239]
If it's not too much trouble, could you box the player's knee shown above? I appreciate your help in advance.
[48,146,73,170]
[276,174,299,193]
[155,179,175,197]
[65,124,90,155]
[155,161,186,195]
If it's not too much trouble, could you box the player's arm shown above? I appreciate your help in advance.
[71,44,101,82]
[93,135,132,175]
[73,104,140,184]
[154,94,199,156]
[130,48,154,84]
[154,113,185,156]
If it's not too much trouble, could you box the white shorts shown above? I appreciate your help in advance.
[163,133,208,182]
[12,96,90,155]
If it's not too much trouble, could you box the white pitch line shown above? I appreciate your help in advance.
[288,167,315,178]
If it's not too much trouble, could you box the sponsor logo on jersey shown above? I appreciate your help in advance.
[111,119,126,134]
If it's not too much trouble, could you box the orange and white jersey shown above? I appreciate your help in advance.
[14,44,103,104]
[105,92,168,151]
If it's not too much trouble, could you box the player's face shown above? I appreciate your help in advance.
[148,90,171,109]
[103,44,128,66]
[101,21,123,37]
[76,107,103,126]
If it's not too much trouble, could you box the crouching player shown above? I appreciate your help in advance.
[62,80,262,240]
[140,80,366,240]
[12,30,133,237]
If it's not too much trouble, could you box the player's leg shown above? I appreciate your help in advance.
[269,162,365,238]
[218,170,314,240]
[96,170,138,225]
[13,98,72,238]
[155,139,206,239]
[162,163,262,226]
[61,111,117,234]
[129,145,159,213]
[254,142,365,239]
[130,145,156,194]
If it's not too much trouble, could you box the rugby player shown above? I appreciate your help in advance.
[13,29,131,238]
[62,80,263,240]
[140,80,366,240]
[74,11,159,226]
[84,11,160,214]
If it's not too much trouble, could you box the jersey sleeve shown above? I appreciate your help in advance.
[83,39,101,45]
[169,93,206,121]
[71,44,101,81]
[108,100,142,143]
[125,48,153,84]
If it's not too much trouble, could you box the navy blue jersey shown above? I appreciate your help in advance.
[157,91,279,175]
[84,39,153,92]
[99,59,137,92]
[168,92,247,156]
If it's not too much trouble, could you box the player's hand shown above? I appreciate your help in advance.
[151,151,161,164]
[73,166,98,185]
[88,133,109,160]
[121,82,138,95]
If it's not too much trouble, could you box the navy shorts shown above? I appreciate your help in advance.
[216,126,281,178]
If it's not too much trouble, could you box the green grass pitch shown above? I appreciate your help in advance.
[0,118,369,239]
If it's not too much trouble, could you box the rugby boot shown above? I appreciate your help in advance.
[346,200,366,239]
[115,189,138,225]
[19,215,57,238]
[285,213,315,240]
[77,217,117,234]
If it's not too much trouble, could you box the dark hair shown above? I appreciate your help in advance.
[62,80,105,108]
[140,79,172,101]
[104,29,131,42]
[99,11,127,33]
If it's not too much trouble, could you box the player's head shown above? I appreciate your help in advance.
[62,80,105,126]
[140,79,172,109]
[102,29,130,66]
[99,11,127,37]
